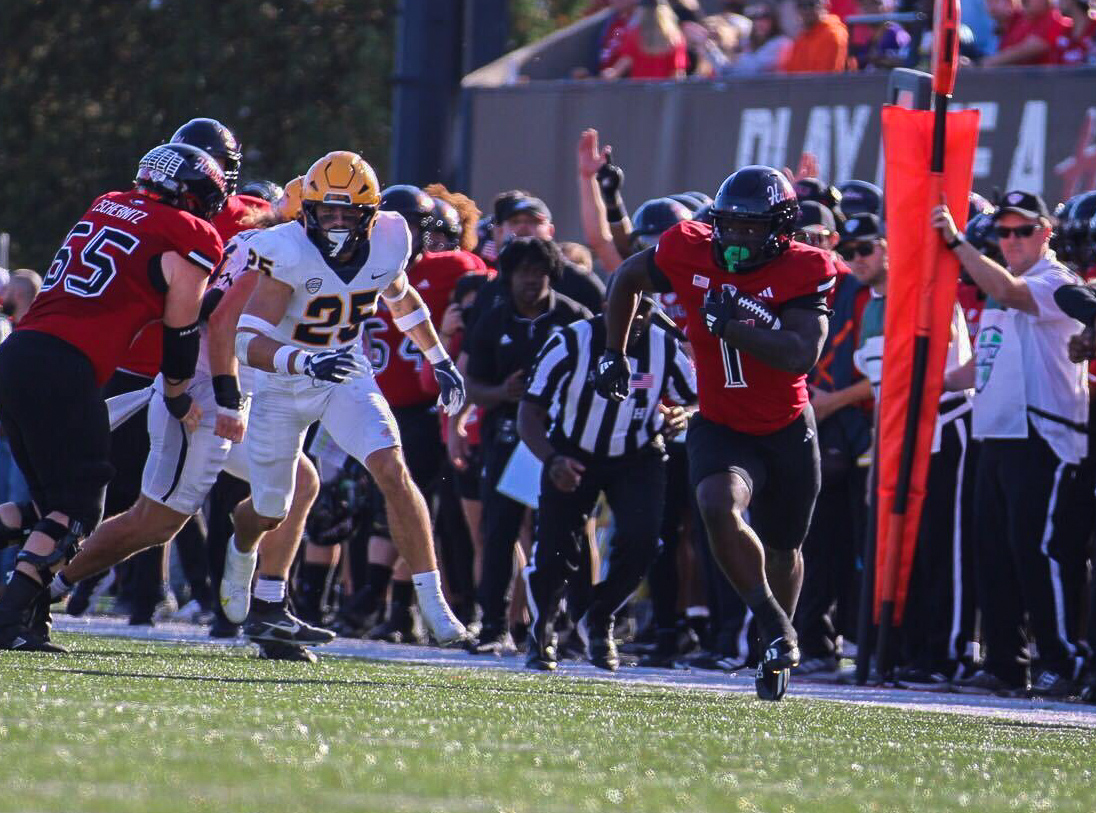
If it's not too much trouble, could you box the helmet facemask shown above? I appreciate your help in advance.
[712,213,779,273]
[303,200,377,259]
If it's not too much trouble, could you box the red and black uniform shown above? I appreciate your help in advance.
[0,190,222,527]
[651,220,836,550]
[365,250,488,536]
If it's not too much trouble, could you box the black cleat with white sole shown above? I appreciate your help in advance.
[243,599,336,646]
[0,623,67,653]
[755,636,800,701]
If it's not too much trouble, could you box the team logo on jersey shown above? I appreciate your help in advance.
[974,325,1004,392]
[306,277,323,294]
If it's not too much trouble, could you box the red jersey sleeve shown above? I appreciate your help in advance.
[162,211,224,277]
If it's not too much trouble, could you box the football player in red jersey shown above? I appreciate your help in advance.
[597,165,836,699]
[0,142,226,651]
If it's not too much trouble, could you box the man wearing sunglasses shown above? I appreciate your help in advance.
[932,190,1088,698]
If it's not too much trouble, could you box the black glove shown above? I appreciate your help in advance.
[433,357,466,415]
[701,287,781,339]
[594,350,630,403]
[596,150,626,222]
[303,347,367,383]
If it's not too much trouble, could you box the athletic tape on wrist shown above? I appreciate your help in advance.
[425,343,448,364]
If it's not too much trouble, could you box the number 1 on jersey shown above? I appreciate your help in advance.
[721,341,747,388]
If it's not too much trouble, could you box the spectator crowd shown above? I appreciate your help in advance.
[579,0,1095,79]
[2,118,1096,702]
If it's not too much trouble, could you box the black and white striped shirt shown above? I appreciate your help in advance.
[524,316,697,459]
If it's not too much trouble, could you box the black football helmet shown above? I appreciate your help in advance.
[836,180,883,218]
[380,184,435,231]
[238,179,284,204]
[134,143,228,221]
[710,166,799,273]
[964,212,1004,266]
[968,191,993,221]
[668,193,703,213]
[170,118,241,196]
[424,197,462,252]
[794,177,842,213]
[631,197,692,250]
[1061,191,1096,268]
[685,191,713,207]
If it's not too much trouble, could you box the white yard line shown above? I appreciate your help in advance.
[54,616,1096,730]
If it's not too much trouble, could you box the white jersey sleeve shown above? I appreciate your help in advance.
[367,211,413,294]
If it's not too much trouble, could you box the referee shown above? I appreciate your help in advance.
[518,295,697,671]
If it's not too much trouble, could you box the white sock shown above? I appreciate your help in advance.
[253,576,286,603]
[225,535,255,569]
[49,573,73,601]
[412,569,443,599]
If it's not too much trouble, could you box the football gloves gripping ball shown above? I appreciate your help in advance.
[701,287,781,339]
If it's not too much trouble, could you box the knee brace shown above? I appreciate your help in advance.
[1,501,40,547]
[16,518,86,583]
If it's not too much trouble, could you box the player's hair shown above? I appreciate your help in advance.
[631,0,684,54]
[498,236,564,285]
[424,183,482,253]
[239,204,285,230]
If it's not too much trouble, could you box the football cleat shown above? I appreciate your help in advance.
[417,596,469,647]
[220,537,258,624]
[243,600,336,645]
[755,636,800,701]
[585,618,619,672]
[257,641,318,663]
[0,624,67,653]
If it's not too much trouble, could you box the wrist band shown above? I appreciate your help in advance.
[946,234,965,250]
[425,343,448,364]
[273,345,301,374]
[212,374,242,410]
[605,203,624,224]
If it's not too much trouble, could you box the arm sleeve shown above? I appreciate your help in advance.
[666,341,699,405]
[1051,283,1096,325]
[523,332,573,407]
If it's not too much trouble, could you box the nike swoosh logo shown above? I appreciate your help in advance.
[266,621,301,634]
[371,271,387,279]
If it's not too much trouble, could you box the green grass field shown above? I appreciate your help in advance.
[0,635,1093,813]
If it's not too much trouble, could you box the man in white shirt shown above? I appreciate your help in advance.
[933,190,1088,698]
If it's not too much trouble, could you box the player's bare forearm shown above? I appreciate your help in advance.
[953,242,1035,313]
[238,273,294,372]
[517,401,555,463]
[162,252,211,397]
[466,376,507,410]
[389,286,445,355]
[721,307,828,375]
[609,220,633,262]
[605,248,657,352]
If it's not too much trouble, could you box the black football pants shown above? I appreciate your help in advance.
[526,449,665,634]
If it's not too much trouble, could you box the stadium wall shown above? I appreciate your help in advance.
[461,67,1096,240]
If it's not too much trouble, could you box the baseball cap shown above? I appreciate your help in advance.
[505,196,552,223]
[796,201,837,233]
[838,213,884,244]
[993,190,1051,222]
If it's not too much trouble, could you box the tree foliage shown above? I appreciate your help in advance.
[0,0,396,270]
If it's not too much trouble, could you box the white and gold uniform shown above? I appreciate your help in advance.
[140,230,260,514]
[244,211,411,518]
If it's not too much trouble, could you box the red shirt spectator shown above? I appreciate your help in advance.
[1050,0,1096,64]
[985,0,1071,65]
[601,0,688,80]
[596,1,639,72]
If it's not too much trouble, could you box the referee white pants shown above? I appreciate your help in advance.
[247,369,401,519]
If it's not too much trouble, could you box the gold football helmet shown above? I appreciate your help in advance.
[301,151,381,257]
[276,176,303,222]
